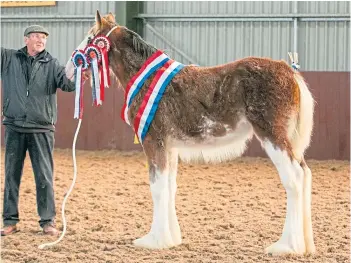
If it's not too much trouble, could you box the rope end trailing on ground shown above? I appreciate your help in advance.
[38,119,82,249]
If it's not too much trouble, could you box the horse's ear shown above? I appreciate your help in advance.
[96,10,102,29]
[106,12,116,24]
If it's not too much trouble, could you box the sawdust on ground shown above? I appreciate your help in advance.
[0,149,349,263]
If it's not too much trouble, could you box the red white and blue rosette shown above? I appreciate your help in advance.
[84,44,102,106]
[71,50,88,119]
[92,35,111,92]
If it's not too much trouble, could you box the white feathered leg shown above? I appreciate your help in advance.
[301,161,316,253]
[134,142,174,249]
[263,140,306,255]
[133,166,174,249]
[168,148,182,246]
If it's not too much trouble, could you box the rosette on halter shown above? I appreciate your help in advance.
[71,50,88,119]
[92,35,111,101]
[288,52,300,71]
[84,44,102,106]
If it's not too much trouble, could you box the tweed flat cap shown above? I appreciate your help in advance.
[24,25,49,36]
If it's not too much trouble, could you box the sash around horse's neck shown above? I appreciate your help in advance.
[120,50,184,143]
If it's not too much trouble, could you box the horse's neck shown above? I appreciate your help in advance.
[112,50,146,88]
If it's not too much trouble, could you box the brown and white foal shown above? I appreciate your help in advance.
[66,11,315,255]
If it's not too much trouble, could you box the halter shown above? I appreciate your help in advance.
[106,25,118,37]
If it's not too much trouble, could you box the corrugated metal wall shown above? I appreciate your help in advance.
[140,1,350,71]
[0,1,350,160]
[0,1,125,64]
[1,1,349,70]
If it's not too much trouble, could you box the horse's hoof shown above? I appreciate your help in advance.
[133,232,175,249]
[265,239,305,256]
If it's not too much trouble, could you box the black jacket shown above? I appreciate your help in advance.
[1,47,75,131]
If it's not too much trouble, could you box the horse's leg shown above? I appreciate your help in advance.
[244,71,315,255]
[167,147,181,246]
[262,139,315,255]
[133,140,174,249]
[260,139,306,255]
[300,158,315,254]
[289,76,315,254]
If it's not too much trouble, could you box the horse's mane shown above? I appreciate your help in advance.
[126,29,158,59]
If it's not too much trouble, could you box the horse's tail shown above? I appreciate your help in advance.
[290,72,315,160]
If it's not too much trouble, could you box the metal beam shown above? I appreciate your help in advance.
[1,15,95,23]
[135,13,350,22]
[2,14,349,23]
[300,17,350,22]
[136,13,350,19]
[139,17,293,22]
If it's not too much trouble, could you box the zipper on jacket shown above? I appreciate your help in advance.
[25,60,40,123]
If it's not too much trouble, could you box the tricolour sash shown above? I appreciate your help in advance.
[121,50,184,143]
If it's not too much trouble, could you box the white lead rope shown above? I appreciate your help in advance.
[38,119,82,249]
[38,25,117,250]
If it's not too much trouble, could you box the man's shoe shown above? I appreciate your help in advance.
[1,225,18,236]
[42,224,60,236]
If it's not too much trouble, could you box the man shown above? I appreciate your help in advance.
[1,25,76,236]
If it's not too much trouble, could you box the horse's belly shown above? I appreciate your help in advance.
[171,118,254,164]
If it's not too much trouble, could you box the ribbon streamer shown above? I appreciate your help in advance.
[101,48,110,88]
[99,69,105,101]
[84,45,102,106]
[74,65,82,119]
[91,57,101,105]
[93,35,111,93]
[71,50,88,119]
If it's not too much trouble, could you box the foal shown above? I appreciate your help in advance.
[66,11,315,255]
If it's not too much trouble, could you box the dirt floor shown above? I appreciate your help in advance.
[0,148,349,263]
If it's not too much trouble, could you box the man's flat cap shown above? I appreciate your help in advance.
[24,25,49,36]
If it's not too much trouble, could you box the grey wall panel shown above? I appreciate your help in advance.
[144,1,349,16]
[1,21,96,64]
[146,21,293,66]
[299,21,350,71]
[141,1,350,71]
[1,1,116,16]
[1,1,350,71]
[299,1,350,15]
[0,1,122,65]
[144,1,293,15]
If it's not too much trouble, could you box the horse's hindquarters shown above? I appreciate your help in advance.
[172,118,253,164]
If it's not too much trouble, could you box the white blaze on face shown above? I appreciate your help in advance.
[65,34,94,81]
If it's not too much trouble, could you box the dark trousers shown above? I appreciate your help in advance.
[2,127,56,228]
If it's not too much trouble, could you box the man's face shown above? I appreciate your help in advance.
[24,33,47,55]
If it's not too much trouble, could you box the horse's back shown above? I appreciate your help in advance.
[149,56,300,163]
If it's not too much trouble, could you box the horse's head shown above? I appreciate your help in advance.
[65,10,120,82]
[65,10,157,88]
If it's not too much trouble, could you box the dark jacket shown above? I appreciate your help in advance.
[1,47,75,132]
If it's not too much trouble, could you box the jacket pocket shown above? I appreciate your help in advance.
[2,98,10,116]
[45,97,53,124]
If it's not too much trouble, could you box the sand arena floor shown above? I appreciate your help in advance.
[0,149,349,263]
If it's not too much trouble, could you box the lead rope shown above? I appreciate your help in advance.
[38,26,118,250]
[39,54,86,250]
[38,119,82,249]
